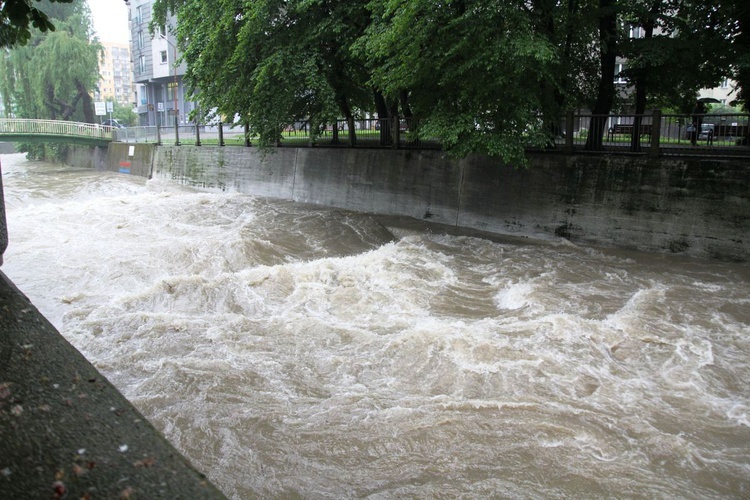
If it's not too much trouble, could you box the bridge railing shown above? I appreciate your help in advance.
[0,118,114,140]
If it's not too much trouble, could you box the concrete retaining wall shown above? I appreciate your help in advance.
[458,154,749,261]
[110,144,748,261]
[65,145,108,170]
[105,142,156,177]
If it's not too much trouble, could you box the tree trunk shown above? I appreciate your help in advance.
[44,84,58,119]
[586,0,618,151]
[374,90,391,145]
[76,78,95,123]
[533,0,565,147]
[630,3,657,152]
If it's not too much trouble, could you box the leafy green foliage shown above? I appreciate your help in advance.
[108,99,138,126]
[618,0,739,114]
[0,2,100,160]
[153,0,748,162]
[0,3,100,121]
[362,0,559,161]
[0,0,74,47]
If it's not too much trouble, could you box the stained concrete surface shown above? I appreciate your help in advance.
[0,271,226,499]
[135,145,749,262]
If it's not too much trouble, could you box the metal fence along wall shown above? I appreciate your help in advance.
[112,112,750,157]
[564,112,750,156]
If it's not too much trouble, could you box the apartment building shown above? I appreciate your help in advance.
[95,41,134,107]
[126,0,193,126]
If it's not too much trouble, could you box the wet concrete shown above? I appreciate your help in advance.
[0,271,226,498]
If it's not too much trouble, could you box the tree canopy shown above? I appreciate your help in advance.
[0,1,100,122]
[154,0,748,163]
[0,0,74,47]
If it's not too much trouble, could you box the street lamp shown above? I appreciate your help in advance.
[160,34,180,146]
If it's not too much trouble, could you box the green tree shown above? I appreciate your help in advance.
[584,0,619,151]
[362,0,557,163]
[154,0,372,147]
[621,0,736,112]
[0,1,101,160]
[726,0,750,111]
[526,0,601,143]
[153,0,748,160]
[108,99,138,126]
[0,2,101,122]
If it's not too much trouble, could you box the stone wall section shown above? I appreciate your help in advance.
[109,144,748,261]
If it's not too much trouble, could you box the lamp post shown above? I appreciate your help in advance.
[160,34,180,146]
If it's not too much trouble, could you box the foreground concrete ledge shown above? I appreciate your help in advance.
[0,271,226,498]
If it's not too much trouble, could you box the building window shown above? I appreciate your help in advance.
[138,31,144,49]
[614,63,627,84]
[138,55,146,74]
[158,25,167,38]
[160,51,168,64]
[136,5,143,24]
[721,78,729,89]
[167,81,178,101]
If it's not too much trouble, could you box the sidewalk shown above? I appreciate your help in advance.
[0,271,226,498]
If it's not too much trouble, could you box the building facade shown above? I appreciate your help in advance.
[126,0,193,127]
[698,78,738,107]
[95,41,134,108]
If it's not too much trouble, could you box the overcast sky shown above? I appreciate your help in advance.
[88,0,130,44]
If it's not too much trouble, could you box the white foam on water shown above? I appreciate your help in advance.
[493,281,534,310]
[3,154,750,499]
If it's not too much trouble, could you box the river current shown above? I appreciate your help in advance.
[2,153,749,498]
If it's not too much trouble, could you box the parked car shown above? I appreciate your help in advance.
[698,123,714,141]
[102,119,125,128]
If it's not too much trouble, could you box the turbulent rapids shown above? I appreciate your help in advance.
[2,153,749,498]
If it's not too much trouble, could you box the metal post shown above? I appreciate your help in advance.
[244,122,251,147]
[218,121,224,147]
[161,34,180,146]
[195,118,201,146]
[565,110,574,154]
[174,113,180,146]
[650,109,662,158]
[156,124,162,145]
[392,115,400,149]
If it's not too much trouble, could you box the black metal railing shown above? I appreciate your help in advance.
[114,112,750,157]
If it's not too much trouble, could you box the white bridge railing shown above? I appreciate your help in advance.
[0,118,114,140]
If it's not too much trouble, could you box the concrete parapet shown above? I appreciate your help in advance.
[0,272,226,498]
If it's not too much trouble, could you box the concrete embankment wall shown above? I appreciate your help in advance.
[103,144,748,262]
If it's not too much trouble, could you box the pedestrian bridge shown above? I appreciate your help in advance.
[0,119,113,147]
